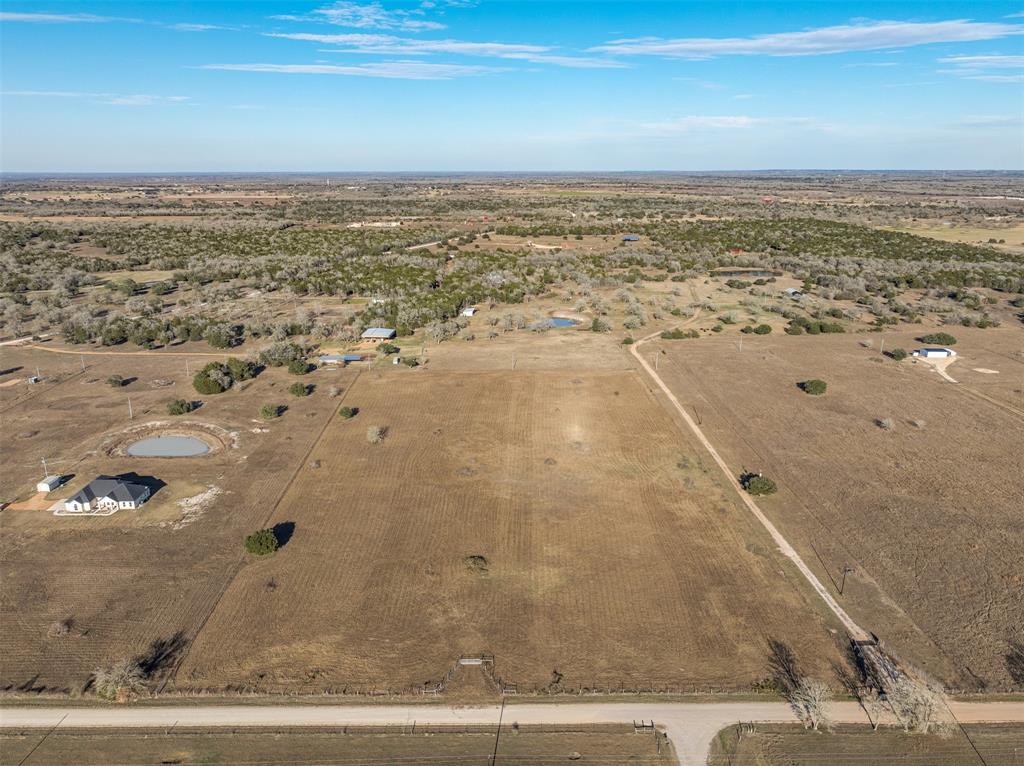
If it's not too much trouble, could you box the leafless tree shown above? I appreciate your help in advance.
[92,658,146,702]
[877,417,896,431]
[790,677,833,730]
[860,687,885,730]
[886,677,949,733]
[367,425,386,444]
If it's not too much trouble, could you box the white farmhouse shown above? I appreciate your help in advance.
[64,477,151,513]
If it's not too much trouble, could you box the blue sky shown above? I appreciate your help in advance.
[2,1,1022,171]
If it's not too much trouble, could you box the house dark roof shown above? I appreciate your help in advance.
[69,477,149,505]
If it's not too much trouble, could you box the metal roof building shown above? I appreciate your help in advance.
[361,328,397,340]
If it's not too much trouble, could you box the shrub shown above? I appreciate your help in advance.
[877,417,896,431]
[259,342,305,368]
[741,473,778,496]
[107,374,126,388]
[800,379,828,395]
[590,317,611,333]
[338,405,358,419]
[888,348,909,361]
[288,382,309,397]
[660,328,699,340]
[225,357,257,381]
[193,363,231,395]
[244,528,279,556]
[919,332,957,345]
[367,425,386,444]
[260,403,283,419]
[753,323,772,335]
[379,342,400,355]
[622,336,634,345]
[287,359,311,375]
[167,398,194,415]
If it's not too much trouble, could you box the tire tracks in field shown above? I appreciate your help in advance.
[629,332,873,643]
[160,371,361,691]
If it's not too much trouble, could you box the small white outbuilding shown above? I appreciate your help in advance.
[914,348,956,359]
[37,475,64,493]
[461,307,478,317]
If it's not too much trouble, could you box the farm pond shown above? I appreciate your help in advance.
[126,435,210,457]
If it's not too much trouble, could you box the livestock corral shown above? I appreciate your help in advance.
[653,327,1024,691]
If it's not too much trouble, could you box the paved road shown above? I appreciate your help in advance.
[3,701,1023,765]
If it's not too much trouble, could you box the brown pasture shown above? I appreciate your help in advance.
[652,327,1024,691]
[0,345,355,693]
[178,366,847,694]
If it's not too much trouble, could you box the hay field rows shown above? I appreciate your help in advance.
[178,368,847,694]
[653,328,1024,691]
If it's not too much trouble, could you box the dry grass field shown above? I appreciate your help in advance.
[0,724,674,765]
[652,327,1024,691]
[178,364,847,694]
[0,344,356,693]
[708,723,1024,765]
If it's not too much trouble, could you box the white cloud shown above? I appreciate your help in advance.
[273,32,544,56]
[275,2,446,31]
[3,90,189,105]
[0,12,112,23]
[937,54,1024,82]
[169,23,224,32]
[201,61,498,79]
[591,19,1024,58]
[271,32,624,68]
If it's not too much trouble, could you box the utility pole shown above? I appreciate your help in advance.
[185,358,190,376]
[80,355,86,372]
[839,565,855,595]
[489,696,506,765]
[879,338,885,357]
[128,397,133,420]
[41,457,49,477]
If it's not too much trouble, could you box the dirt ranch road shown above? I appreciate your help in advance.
[3,701,1023,765]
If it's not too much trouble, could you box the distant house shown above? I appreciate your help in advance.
[37,475,64,493]
[342,354,363,363]
[622,235,640,242]
[64,476,151,513]
[461,307,478,317]
[318,354,345,365]
[361,328,397,342]
[914,347,957,359]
